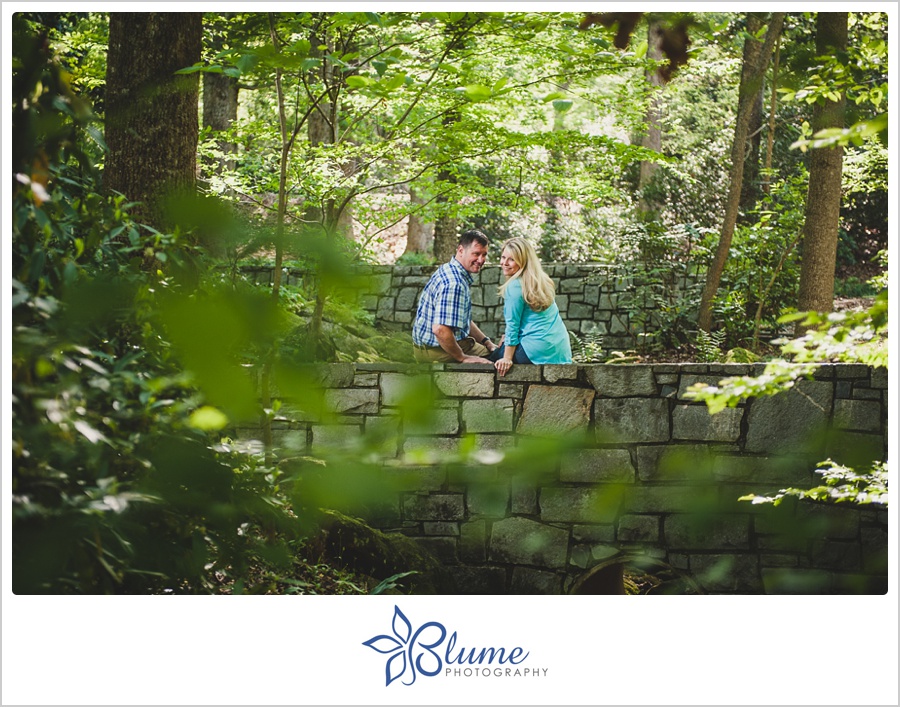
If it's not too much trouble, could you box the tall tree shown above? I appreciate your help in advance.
[796,12,849,317]
[202,14,240,176]
[402,185,433,256]
[104,13,203,229]
[697,12,784,332]
[637,20,666,214]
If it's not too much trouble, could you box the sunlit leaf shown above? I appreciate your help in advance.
[188,406,229,431]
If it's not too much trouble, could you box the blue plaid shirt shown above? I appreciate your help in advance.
[412,258,473,347]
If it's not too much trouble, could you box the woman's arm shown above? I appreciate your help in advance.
[496,282,525,376]
[494,344,517,376]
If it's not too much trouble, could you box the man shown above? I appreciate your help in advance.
[412,229,500,363]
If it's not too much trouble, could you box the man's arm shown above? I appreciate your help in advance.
[468,321,499,354]
[432,324,491,363]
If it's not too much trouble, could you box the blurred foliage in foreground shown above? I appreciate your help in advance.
[9,18,406,594]
[687,257,888,509]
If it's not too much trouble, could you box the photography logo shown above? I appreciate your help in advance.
[362,605,548,687]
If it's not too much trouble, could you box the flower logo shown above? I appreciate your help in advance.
[362,605,447,686]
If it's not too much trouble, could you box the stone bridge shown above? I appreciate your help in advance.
[238,362,888,594]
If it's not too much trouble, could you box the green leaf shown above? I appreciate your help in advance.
[460,84,492,102]
[552,99,573,113]
[301,57,320,72]
[188,406,229,431]
[345,75,372,89]
[174,62,204,75]
[384,73,406,91]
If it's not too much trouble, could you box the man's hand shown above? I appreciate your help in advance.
[461,355,492,364]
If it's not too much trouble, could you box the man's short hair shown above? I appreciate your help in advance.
[458,229,489,249]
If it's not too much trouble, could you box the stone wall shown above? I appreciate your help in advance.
[237,362,888,594]
[242,263,699,351]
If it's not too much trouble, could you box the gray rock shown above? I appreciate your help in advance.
[540,487,621,523]
[395,287,419,311]
[572,524,616,543]
[711,455,813,485]
[459,520,486,563]
[423,521,460,536]
[745,380,832,455]
[380,372,433,407]
[559,449,635,483]
[488,517,569,569]
[466,481,510,518]
[665,514,750,550]
[622,485,718,514]
[434,372,496,398]
[594,397,670,443]
[404,407,460,435]
[832,398,882,432]
[517,385,595,436]
[543,364,579,383]
[510,567,563,594]
[402,493,465,521]
[352,373,379,387]
[324,388,380,415]
[617,514,659,543]
[463,399,515,434]
[677,374,729,401]
[310,423,361,452]
[672,404,743,442]
[587,365,656,397]
[450,566,507,594]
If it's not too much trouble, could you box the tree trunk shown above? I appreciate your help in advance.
[403,185,433,255]
[740,78,764,215]
[432,207,459,264]
[697,12,784,332]
[796,12,849,318]
[432,110,461,263]
[105,13,202,230]
[762,37,781,195]
[202,71,239,174]
[637,20,665,215]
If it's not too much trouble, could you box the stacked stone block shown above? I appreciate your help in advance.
[236,362,888,595]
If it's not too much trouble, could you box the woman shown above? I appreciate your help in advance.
[488,237,573,376]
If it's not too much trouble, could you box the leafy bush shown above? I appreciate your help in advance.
[614,221,711,353]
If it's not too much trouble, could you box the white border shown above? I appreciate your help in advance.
[3,3,897,705]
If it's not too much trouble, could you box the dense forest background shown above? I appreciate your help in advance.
[10,11,888,594]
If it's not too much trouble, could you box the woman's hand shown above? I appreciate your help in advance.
[494,357,513,377]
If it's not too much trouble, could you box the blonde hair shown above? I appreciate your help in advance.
[498,237,556,312]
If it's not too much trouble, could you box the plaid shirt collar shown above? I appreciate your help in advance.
[448,256,473,285]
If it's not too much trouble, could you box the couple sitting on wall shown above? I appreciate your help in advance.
[412,229,572,376]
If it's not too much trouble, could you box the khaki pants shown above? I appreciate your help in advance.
[413,336,489,363]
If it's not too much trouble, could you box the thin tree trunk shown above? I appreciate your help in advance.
[740,79,764,215]
[697,12,785,332]
[202,72,239,174]
[762,37,781,195]
[797,12,849,319]
[432,112,460,263]
[638,20,665,214]
[403,185,433,255]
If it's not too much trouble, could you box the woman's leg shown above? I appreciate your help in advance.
[513,346,532,364]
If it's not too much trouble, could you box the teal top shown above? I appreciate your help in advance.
[502,279,573,364]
